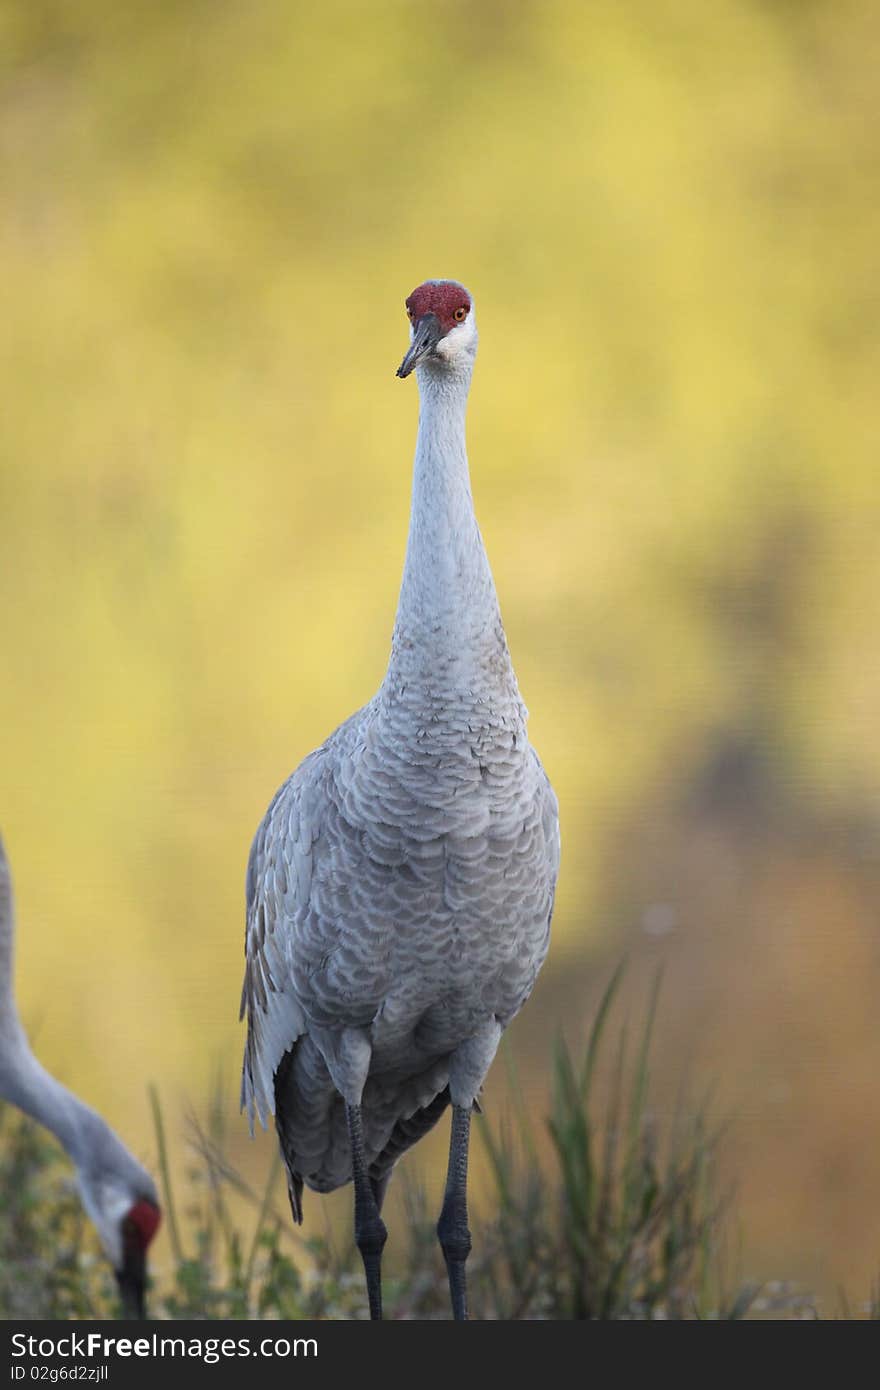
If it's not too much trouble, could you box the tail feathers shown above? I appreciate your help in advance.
[286,1171,304,1225]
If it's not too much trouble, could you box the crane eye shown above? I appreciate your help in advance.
[454,306,468,322]
[406,306,414,320]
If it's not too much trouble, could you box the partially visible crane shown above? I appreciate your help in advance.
[241,280,559,1320]
[0,834,160,1317]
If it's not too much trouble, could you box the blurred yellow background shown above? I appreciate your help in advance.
[2,0,879,1306]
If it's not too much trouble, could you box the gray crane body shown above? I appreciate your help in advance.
[241,284,559,1222]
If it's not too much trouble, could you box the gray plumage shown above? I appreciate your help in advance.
[240,282,559,1283]
[0,832,159,1314]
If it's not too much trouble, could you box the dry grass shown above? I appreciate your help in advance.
[1,972,836,1321]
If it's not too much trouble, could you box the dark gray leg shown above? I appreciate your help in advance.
[437,1104,473,1320]
[346,1103,387,1320]
[369,1169,391,1214]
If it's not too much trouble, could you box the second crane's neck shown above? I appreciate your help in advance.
[382,363,522,719]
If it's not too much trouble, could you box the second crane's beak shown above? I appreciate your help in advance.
[396,313,441,379]
[115,1249,147,1319]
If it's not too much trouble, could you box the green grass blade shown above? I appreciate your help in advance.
[580,959,627,1099]
[148,1084,183,1265]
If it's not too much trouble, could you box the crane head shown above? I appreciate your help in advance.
[115,1195,162,1318]
[397,280,476,378]
[77,1150,161,1318]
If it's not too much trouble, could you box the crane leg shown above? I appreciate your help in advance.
[346,1103,387,1320]
[437,1104,473,1320]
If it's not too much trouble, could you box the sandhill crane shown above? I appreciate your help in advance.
[0,834,160,1317]
[241,280,559,1320]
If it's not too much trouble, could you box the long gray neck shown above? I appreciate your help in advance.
[382,360,521,718]
[0,836,14,1021]
[0,840,86,1159]
[1,1034,94,1164]
[0,835,154,1196]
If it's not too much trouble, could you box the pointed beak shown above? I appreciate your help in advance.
[396,313,442,378]
[115,1249,147,1319]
